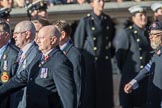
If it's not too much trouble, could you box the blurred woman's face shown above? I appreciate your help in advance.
[132,12,148,28]
[154,8,162,21]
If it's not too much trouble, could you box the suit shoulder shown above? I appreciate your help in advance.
[81,13,92,21]
[125,25,134,33]
[54,49,69,61]
[53,49,73,67]
[69,46,82,57]
[103,13,111,19]
[8,44,19,53]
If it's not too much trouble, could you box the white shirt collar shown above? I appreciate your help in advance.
[60,40,70,51]
[21,41,34,55]
[43,49,53,56]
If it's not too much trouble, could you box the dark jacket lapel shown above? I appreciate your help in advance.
[29,47,59,78]
[62,40,73,55]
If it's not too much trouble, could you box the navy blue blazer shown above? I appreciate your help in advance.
[0,43,19,108]
[11,42,40,108]
[62,40,85,107]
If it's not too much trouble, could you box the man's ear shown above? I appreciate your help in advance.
[61,31,66,39]
[25,31,31,39]
[51,36,57,45]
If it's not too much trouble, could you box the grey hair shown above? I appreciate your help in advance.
[16,20,36,39]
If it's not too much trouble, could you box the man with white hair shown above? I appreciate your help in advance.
[10,20,40,108]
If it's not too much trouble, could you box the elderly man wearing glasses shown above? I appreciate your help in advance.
[124,21,162,108]
[11,20,40,108]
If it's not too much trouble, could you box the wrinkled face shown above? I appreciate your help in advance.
[149,30,162,50]
[37,30,53,53]
[132,12,148,28]
[13,26,27,49]
[91,0,105,12]
[155,8,162,21]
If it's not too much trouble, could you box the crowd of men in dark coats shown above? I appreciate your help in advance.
[0,0,162,108]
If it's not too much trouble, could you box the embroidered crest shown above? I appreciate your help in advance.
[1,72,9,83]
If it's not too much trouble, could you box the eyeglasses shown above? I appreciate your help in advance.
[13,31,27,35]
[149,32,162,38]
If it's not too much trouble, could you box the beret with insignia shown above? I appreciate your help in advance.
[149,21,162,31]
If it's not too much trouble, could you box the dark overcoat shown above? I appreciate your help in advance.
[74,11,115,108]
[115,24,152,107]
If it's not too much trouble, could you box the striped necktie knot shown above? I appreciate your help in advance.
[17,50,23,62]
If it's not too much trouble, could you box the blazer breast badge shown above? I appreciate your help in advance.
[1,72,9,83]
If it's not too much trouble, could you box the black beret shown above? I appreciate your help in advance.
[149,21,162,31]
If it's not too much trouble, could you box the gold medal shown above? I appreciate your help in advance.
[22,54,26,60]
[1,72,9,83]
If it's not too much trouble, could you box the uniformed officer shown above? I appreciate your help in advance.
[0,25,77,108]
[0,7,11,22]
[115,5,152,108]
[142,2,162,108]
[124,21,162,108]
[55,20,85,108]
[26,0,48,20]
[0,22,19,108]
[151,2,162,21]
[10,20,40,108]
[74,0,115,107]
